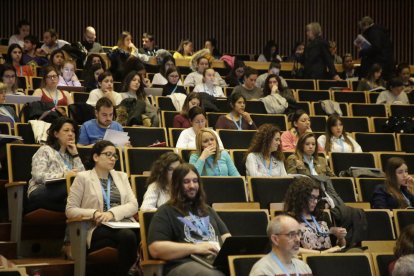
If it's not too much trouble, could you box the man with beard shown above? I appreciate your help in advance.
[138,32,158,56]
[78,97,123,145]
[22,35,49,67]
[79,26,104,54]
[249,215,313,276]
[148,163,231,276]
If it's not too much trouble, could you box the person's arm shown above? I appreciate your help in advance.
[32,88,43,97]
[149,241,218,260]
[183,73,195,87]
[189,153,206,175]
[215,116,227,129]
[140,183,160,211]
[173,115,184,128]
[286,155,300,174]
[215,73,227,88]
[317,135,327,152]
[77,124,90,146]
[223,151,240,176]
[31,146,67,183]
[281,130,295,152]
[349,136,363,153]
[86,90,99,106]
[192,84,201,92]
[376,92,387,104]
[64,91,74,105]
[246,153,262,177]
[66,173,98,219]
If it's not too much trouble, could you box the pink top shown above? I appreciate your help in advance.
[281,129,323,152]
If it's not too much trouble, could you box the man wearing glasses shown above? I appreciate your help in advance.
[250,215,313,276]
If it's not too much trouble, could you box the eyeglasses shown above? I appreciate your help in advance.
[193,120,206,125]
[100,151,119,160]
[308,195,320,202]
[46,75,59,80]
[275,230,302,239]
[3,75,16,79]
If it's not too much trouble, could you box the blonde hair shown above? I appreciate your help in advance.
[0,82,7,92]
[306,22,322,37]
[117,31,132,51]
[195,128,221,163]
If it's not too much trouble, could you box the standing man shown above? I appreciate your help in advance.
[249,215,313,276]
[358,16,394,81]
[148,163,231,276]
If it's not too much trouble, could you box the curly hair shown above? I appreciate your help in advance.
[283,177,323,221]
[246,124,284,161]
[169,163,208,216]
[394,224,414,258]
[46,117,79,151]
[146,152,183,190]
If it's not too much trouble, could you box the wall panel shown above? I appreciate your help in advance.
[1,0,413,63]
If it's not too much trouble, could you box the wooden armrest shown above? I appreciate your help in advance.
[5,181,27,188]
[141,260,165,266]
[66,217,92,223]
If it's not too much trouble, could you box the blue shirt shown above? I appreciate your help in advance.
[78,119,123,145]
[189,151,240,176]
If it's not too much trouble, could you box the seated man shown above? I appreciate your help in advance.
[78,97,123,145]
[148,163,231,276]
[22,35,49,67]
[40,28,70,55]
[79,26,104,54]
[138,32,158,56]
[249,215,313,276]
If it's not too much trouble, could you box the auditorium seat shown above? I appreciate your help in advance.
[330,177,357,202]
[309,115,327,132]
[217,129,256,149]
[397,133,414,152]
[393,209,414,237]
[371,117,389,132]
[364,209,395,240]
[296,89,331,102]
[339,116,371,132]
[228,255,265,276]
[248,177,294,209]
[317,80,349,90]
[356,178,385,202]
[250,114,288,130]
[390,104,414,117]
[124,147,174,175]
[350,103,387,117]
[216,209,269,236]
[285,79,316,90]
[168,128,184,147]
[245,100,267,114]
[312,102,349,116]
[156,96,175,111]
[160,110,179,128]
[354,132,397,151]
[207,112,226,128]
[201,176,247,205]
[332,91,366,103]
[124,127,168,147]
[378,152,414,174]
[230,149,247,177]
[329,152,377,176]
[131,174,148,207]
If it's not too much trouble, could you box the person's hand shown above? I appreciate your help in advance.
[330,227,347,239]
[200,145,216,160]
[403,175,414,188]
[66,141,78,156]
[94,211,114,225]
[129,42,136,50]
[333,75,342,81]
[71,73,79,82]
[271,84,278,94]
[193,242,219,256]
[295,159,305,168]
[322,246,342,253]
[65,169,79,178]
[241,111,253,125]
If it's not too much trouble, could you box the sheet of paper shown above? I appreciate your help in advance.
[102,221,140,229]
[5,95,41,104]
[354,34,371,50]
[103,129,130,147]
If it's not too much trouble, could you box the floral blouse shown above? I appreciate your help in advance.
[299,213,333,250]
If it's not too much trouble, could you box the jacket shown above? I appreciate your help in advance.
[302,36,337,79]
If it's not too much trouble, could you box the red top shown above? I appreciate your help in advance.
[41,89,69,106]
[15,65,33,77]
[173,114,191,128]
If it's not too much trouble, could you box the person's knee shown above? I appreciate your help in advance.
[118,229,138,245]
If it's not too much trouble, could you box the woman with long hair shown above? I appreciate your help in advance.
[173,39,193,59]
[215,91,256,129]
[152,56,183,86]
[356,63,386,91]
[173,92,202,128]
[281,109,315,152]
[372,157,414,209]
[6,43,33,77]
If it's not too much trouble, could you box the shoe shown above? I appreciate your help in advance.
[61,243,73,260]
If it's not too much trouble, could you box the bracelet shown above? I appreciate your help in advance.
[72,154,79,158]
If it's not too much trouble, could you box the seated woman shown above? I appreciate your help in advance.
[189,128,240,176]
[8,20,30,48]
[83,63,104,92]
[376,77,409,105]
[86,71,122,106]
[281,109,313,152]
[66,140,138,276]
[204,38,221,60]
[245,124,287,177]
[356,63,386,91]
[176,106,224,149]
[141,152,183,211]
[396,62,414,94]
[215,91,256,130]
[0,82,19,125]
[372,157,414,209]
[286,132,334,177]
[172,39,193,60]
[173,92,202,128]
[257,40,282,62]
[318,114,362,153]
[49,49,66,75]
[120,71,159,127]
[184,54,226,87]
[33,66,74,106]
[260,74,291,114]
[193,68,225,97]
[0,64,25,95]
[152,56,183,86]
[27,117,84,212]
[284,177,347,254]
[58,59,81,87]
[226,60,245,87]
[83,53,107,72]
[162,68,187,96]
[6,43,33,77]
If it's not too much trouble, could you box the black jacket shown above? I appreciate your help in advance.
[302,36,337,79]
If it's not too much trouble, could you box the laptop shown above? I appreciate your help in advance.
[190,236,269,271]
[144,87,163,97]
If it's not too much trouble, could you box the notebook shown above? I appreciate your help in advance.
[190,236,269,271]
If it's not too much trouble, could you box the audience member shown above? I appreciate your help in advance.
[8,19,30,48]
[284,41,305,63]
[226,60,245,87]
[84,53,107,72]
[376,77,409,105]
[0,82,19,125]
[389,225,414,274]
[284,177,346,254]
[22,35,49,67]
[83,63,104,92]
[256,61,288,89]
[33,66,73,106]
[396,62,414,93]
[245,124,287,177]
[173,92,202,128]
[0,64,25,95]
[358,16,394,80]
[27,117,84,211]
[231,67,262,100]
[302,22,340,80]
[79,26,103,54]
[189,128,240,176]
[215,91,256,129]
[257,40,282,62]
[49,49,66,74]
[356,63,386,91]
[148,163,231,276]
[86,71,122,106]
[372,157,414,209]
[176,106,224,149]
[286,132,334,176]
[249,215,312,276]
[260,74,291,114]
[162,68,187,96]
[58,60,81,87]
[281,109,312,152]
[152,56,182,86]
[173,39,193,59]
[138,32,158,56]
[317,114,362,153]
[66,140,138,276]
[184,55,226,87]
[393,255,414,276]
[140,152,183,211]
[204,38,221,59]
[340,53,359,80]
[40,29,70,55]
[6,44,33,77]
[328,41,343,64]
[78,97,123,145]
[193,68,225,97]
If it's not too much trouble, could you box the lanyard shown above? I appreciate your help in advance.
[206,157,221,176]
[19,66,23,76]
[230,113,242,130]
[271,252,298,276]
[171,85,178,94]
[303,156,317,175]
[56,150,73,170]
[101,177,112,211]
[335,136,345,152]
[401,189,412,207]
[262,155,273,176]
[44,89,59,106]
[302,215,329,236]
[189,212,211,237]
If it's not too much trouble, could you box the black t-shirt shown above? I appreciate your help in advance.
[148,203,229,274]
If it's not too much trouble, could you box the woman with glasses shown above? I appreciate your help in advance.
[32,66,74,106]
[284,177,347,254]
[176,106,224,149]
[141,152,183,210]
[66,140,139,276]
[162,67,187,96]
[0,64,25,95]
[58,60,81,87]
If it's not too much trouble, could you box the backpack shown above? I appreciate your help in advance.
[383,116,414,133]
[115,98,146,126]
[68,103,95,125]
[20,101,64,123]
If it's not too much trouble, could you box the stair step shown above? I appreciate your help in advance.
[0,241,17,259]
[12,258,74,276]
